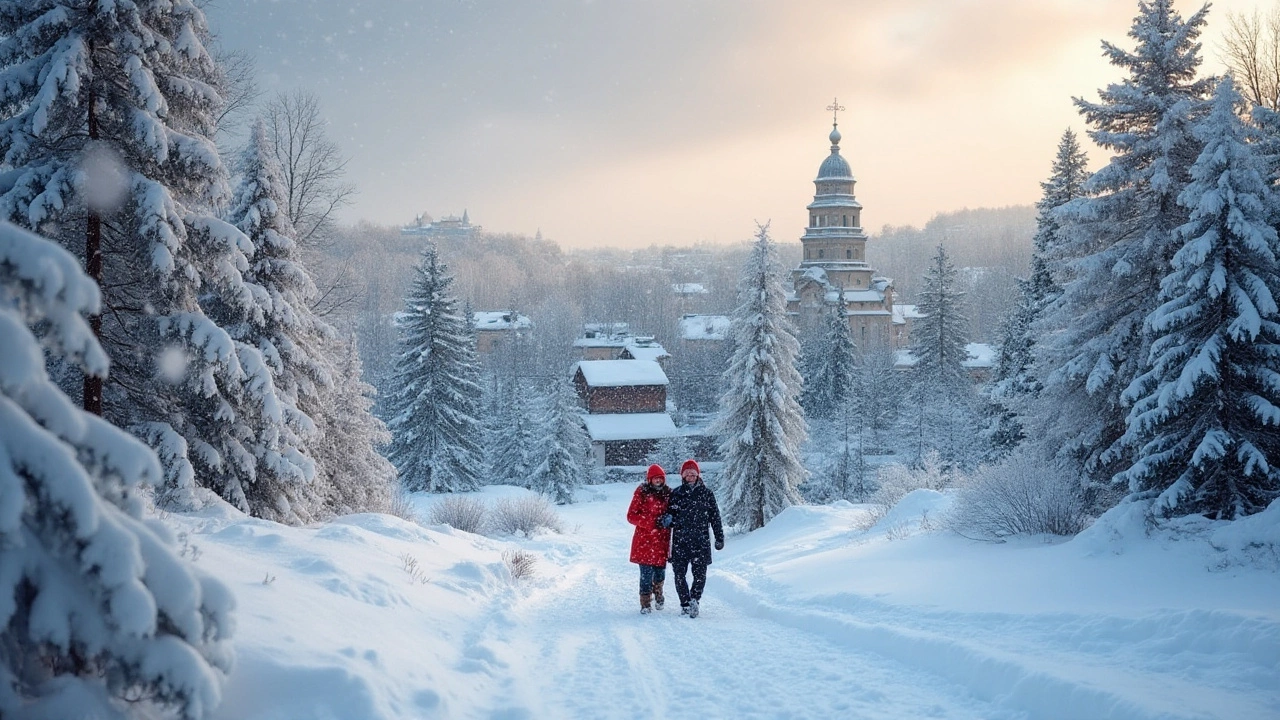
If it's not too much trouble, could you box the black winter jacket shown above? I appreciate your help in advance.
[667,479,724,563]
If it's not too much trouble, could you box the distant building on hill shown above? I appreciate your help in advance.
[573,323,632,360]
[472,310,532,353]
[401,209,480,241]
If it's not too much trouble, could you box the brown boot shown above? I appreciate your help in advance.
[652,581,665,610]
[640,593,653,614]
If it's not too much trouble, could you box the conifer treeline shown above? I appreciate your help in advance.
[1000,1,1280,519]
[0,0,393,523]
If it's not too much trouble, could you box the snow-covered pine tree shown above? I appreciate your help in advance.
[903,244,980,470]
[858,343,903,453]
[386,244,484,493]
[529,384,590,504]
[801,304,858,421]
[486,381,537,487]
[1036,0,1213,488]
[1,221,233,719]
[714,225,807,530]
[987,129,1092,459]
[0,0,296,515]
[225,117,335,521]
[317,337,397,515]
[995,128,1092,403]
[1117,77,1280,519]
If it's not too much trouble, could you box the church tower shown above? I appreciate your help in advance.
[796,121,872,286]
[788,100,896,347]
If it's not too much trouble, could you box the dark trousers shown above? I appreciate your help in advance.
[670,557,708,605]
[638,564,665,594]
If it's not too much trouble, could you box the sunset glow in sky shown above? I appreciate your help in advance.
[209,0,1262,248]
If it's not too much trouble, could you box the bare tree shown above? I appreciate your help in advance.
[212,47,262,146]
[1220,5,1280,111]
[265,90,358,246]
[264,90,360,316]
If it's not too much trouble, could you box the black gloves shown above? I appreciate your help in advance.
[657,514,673,528]
[714,538,724,551]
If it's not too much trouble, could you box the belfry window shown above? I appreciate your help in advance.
[818,249,824,259]
[805,249,810,259]
[846,249,851,259]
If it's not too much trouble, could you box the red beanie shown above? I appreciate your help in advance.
[646,464,666,481]
[681,459,700,475]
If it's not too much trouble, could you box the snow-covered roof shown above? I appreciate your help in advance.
[827,289,884,304]
[573,336,630,348]
[620,341,670,362]
[583,322,629,335]
[472,311,532,331]
[678,314,731,341]
[574,360,669,387]
[893,343,996,370]
[964,343,996,369]
[892,304,926,324]
[582,413,678,442]
[672,283,709,295]
[575,322,633,347]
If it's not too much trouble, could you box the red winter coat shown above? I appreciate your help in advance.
[627,484,671,566]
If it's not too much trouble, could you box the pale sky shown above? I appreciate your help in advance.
[206,0,1262,248]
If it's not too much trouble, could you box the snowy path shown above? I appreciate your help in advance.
[449,486,1279,720]
[460,489,1004,720]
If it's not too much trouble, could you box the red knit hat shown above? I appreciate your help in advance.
[646,464,666,481]
[680,459,700,475]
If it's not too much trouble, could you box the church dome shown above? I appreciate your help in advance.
[818,151,851,180]
[816,124,852,180]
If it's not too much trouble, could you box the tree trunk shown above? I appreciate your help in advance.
[84,80,102,416]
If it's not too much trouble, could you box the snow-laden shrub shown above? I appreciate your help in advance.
[951,449,1090,539]
[502,549,538,580]
[387,490,419,524]
[428,495,488,534]
[873,451,951,508]
[489,496,564,536]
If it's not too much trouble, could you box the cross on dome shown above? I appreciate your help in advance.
[826,97,845,126]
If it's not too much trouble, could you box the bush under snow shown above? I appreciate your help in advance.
[488,496,564,536]
[428,495,489,534]
[951,449,1091,540]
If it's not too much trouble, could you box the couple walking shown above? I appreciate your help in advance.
[626,460,724,618]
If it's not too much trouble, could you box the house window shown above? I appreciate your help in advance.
[818,249,824,259]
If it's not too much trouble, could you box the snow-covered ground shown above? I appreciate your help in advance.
[166,485,1280,720]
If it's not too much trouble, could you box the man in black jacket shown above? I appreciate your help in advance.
[658,459,724,618]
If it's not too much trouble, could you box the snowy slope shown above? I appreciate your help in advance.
[166,485,1280,720]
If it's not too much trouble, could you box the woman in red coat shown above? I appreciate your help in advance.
[627,464,672,614]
